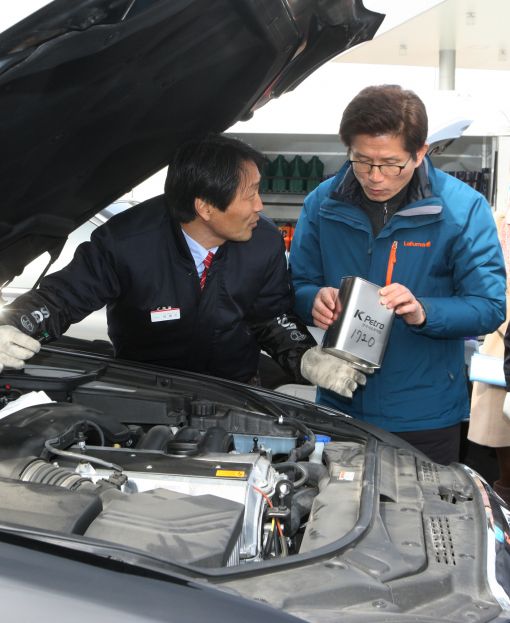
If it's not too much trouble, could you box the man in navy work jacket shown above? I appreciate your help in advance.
[294,84,506,464]
[0,134,367,394]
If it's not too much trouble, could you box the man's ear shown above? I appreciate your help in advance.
[415,143,429,166]
[194,197,213,221]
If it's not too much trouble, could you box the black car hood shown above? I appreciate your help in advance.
[0,0,383,285]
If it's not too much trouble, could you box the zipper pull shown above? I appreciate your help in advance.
[385,241,398,286]
[383,202,388,225]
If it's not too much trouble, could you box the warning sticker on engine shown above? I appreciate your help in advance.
[216,469,246,478]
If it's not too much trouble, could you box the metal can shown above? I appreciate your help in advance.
[322,276,394,369]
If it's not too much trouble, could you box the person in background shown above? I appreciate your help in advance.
[472,210,510,505]
[0,134,368,396]
[293,84,506,465]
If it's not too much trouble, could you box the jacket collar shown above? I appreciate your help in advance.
[330,155,434,207]
[168,204,227,263]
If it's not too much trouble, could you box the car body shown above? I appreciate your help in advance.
[0,199,137,342]
[0,1,509,622]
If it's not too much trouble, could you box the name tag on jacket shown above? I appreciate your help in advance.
[150,307,181,322]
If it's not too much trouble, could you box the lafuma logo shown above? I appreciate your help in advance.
[403,240,431,247]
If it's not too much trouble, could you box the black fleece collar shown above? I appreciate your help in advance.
[331,159,433,207]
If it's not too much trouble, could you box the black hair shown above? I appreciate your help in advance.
[164,134,265,223]
[339,85,428,159]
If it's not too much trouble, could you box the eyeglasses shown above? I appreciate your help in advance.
[349,155,412,177]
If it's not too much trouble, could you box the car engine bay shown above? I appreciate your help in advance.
[0,347,508,623]
[0,353,369,571]
[0,399,350,569]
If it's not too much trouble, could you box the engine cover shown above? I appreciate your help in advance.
[74,448,281,562]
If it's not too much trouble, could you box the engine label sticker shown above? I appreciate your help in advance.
[215,469,246,478]
[150,307,181,322]
[338,471,355,481]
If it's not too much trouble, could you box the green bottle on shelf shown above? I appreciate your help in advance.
[259,158,272,193]
[288,155,307,193]
[270,155,289,193]
[306,155,324,192]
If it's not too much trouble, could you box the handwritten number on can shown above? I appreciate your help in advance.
[350,329,375,347]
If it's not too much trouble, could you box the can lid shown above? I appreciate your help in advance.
[315,434,331,443]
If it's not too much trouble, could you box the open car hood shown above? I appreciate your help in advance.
[0,0,384,285]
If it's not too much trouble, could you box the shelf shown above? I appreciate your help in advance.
[260,192,304,222]
[261,192,306,204]
[264,206,301,222]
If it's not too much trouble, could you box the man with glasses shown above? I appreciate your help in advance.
[292,84,506,464]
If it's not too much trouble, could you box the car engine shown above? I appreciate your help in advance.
[0,391,359,570]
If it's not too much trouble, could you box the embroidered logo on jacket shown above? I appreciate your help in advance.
[31,306,50,324]
[276,314,307,341]
[20,315,35,333]
[403,241,431,248]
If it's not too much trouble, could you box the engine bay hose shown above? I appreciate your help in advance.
[20,458,92,490]
[273,461,308,488]
[277,416,316,462]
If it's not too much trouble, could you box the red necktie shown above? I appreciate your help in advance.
[200,250,215,289]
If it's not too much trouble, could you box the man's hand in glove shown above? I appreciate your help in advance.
[300,346,372,399]
[0,325,41,372]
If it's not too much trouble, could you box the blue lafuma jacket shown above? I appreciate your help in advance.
[289,157,506,432]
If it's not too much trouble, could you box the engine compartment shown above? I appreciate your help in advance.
[0,353,508,623]
[0,367,367,571]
